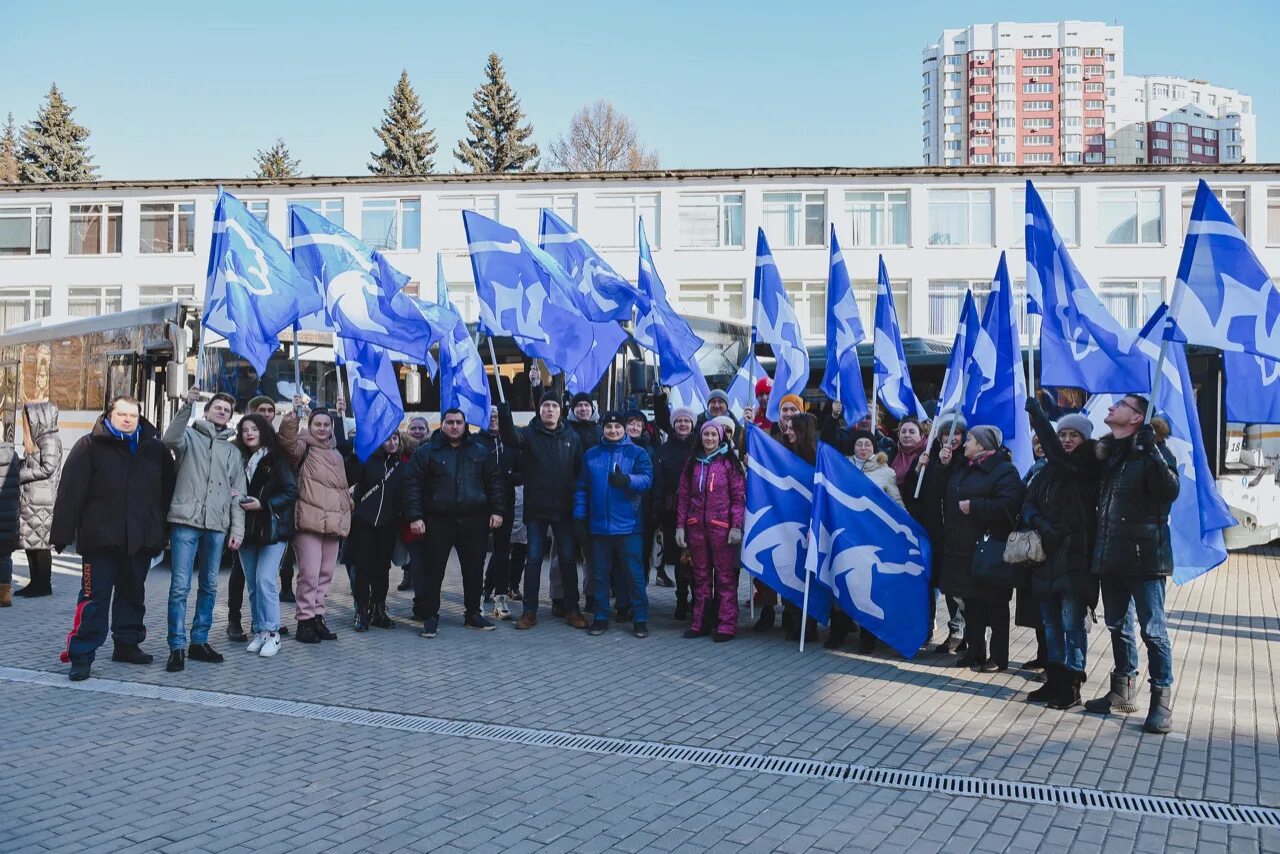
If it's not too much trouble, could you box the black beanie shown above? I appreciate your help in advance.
[571,392,593,407]
[538,390,561,408]
[601,410,625,428]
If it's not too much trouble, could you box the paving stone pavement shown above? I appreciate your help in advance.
[2,546,1279,852]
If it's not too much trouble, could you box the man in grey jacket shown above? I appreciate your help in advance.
[163,386,246,673]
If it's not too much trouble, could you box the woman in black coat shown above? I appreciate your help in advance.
[1021,399,1102,709]
[940,424,1025,672]
[346,433,405,631]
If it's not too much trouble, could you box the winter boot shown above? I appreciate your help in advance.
[1084,671,1139,714]
[15,559,52,597]
[1049,668,1084,711]
[354,607,370,633]
[0,583,10,607]
[753,606,775,633]
[823,612,850,649]
[856,627,877,653]
[654,566,675,588]
[1027,663,1060,704]
[370,604,395,629]
[1143,686,1173,734]
[294,619,321,644]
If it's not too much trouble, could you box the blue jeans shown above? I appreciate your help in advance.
[591,534,646,624]
[522,518,579,615]
[238,541,286,633]
[1040,594,1089,673]
[1100,576,1174,688]
[167,525,227,650]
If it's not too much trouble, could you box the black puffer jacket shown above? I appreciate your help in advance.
[402,432,505,520]
[241,451,298,546]
[1023,404,1102,602]
[19,402,61,550]
[940,450,1025,602]
[51,416,175,557]
[0,444,21,551]
[903,436,952,583]
[477,431,520,515]
[655,432,696,514]
[499,403,582,522]
[350,449,404,529]
[1091,431,1179,578]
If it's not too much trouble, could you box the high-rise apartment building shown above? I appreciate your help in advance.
[922,21,1255,167]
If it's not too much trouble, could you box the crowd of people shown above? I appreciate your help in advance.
[3,368,1180,735]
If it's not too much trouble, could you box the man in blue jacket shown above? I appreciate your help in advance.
[574,411,653,639]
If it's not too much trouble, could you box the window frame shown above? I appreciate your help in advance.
[68,202,124,256]
[138,200,196,255]
[927,189,994,248]
[67,285,124,318]
[674,279,746,321]
[0,286,52,332]
[1097,188,1165,247]
[761,190,827,249]
[0,204,52,258]
[359,196,422,252]
[137,284,197,307]
[676,191,746,250]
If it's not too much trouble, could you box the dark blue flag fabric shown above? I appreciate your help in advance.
[337,336,404,463]
[1224,351,1280,423]
[872,255,926,420]
[634,217,706,387]
[539,209,648,323]
[820,227,869,424]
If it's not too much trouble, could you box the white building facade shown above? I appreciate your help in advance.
[2,165,1279,345]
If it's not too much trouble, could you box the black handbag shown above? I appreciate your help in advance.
[971,533,1020,587]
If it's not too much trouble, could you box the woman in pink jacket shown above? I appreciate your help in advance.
[676,421,746,642]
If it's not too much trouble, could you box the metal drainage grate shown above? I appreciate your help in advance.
[3,665,1277,830]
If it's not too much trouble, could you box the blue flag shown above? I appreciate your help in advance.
[805,442,932,658]
[1171,179,1280,359]
[938,290,978,415]
[1224,351,1280,423]
[1084,305,1236,583]
[872,255,925,420]
[203,190,323,375]
[539,209,648,323]
[337,336,404,462]
[634,217,706,387]
[753,229,811,422]
[1024,180,1150,393]
[289,205,440,365]
[726,353,767,418]
[742,424,831,624]
[436,264,491,428]
[965,253,1034,474]
[820,227,869,424]
[667,371,712,416]
[462,210,595,380]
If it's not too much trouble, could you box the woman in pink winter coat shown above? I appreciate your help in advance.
[676,421,746,642]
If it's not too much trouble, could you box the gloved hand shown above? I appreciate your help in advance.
[1024,396,1043,416]
[675,528,687,548]
[608,464,629,488]
[727,527,743,545]
[1134,423,1157,453]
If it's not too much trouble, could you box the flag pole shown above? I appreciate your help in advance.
[485,335,506,405]
[914,407,952,500]
[799,570,812,653]
[292,320,302,400]
[1146,278,1189,425]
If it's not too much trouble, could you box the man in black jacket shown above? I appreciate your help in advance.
[53,395,176,680]
[499,391,589,630]
[1083,394,1180,734]
[402,408,505,638]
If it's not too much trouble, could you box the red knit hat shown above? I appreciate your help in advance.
[754,377,772,396]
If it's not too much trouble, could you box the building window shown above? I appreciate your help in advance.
[590,192,659,249]
[1205,129,1218,141]
[783,281,827,340]
[1062,64,1081,75]
[1023,100,1053,111]
[1206,146,1217,157]
[1173,140,1189,153]
[973,101,991,113]
[436,194,498,251]
[1154,121,1169,132]
[1191,126,1204,138]
[1022,65,1054,76]
[1022,83,1054,94]
[1173,123,1188,135]
[1085,116,1104,128]
[512,193,577,239]
[139,201,196,254]
[69,203,123,255]
[1182,187,1246,236]
[762,191,826,248]
[138,284,196,306]
[1097,280,1165,328]
[1023,117,1054,129]
[0,205,52,257]
[1022,135,1053,146]
[1013,187,1078,247]
[1022,48,1052,58]
[928,279,1031,338]
[1266,189,1280,245]
[1153,138,1169,150]
[852,278,911,335]
[1084,99,1104,110]
[0,286,51,332]
[68,286,123,319]
[677,192,745,249]
[1022,153,1053,163]
[1098,189,1163,245]
[1063,48,1080,58]
[928,190,992,247]
[360,197,421,251]
[1085,152,1104,163]
[292,197,343,227]
[845,190,909,248]
[676,280,745,320]
[242,199,269,227]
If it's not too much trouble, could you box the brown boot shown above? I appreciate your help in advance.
[0,583,10,607]
[515,612,538,630]
[564,611,588,630]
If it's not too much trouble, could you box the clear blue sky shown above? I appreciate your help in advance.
[2,0,1275,179]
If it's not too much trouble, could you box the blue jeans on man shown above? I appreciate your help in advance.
[167,525,227,651]
[591,534,646,625]
[1040,594,1089,673]
[522,518,579,616]
[1099,576,1174,688]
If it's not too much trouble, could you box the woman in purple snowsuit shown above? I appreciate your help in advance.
[676,421,746,642]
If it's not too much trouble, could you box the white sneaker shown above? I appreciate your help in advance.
[484,597,498,619]
[495,594,511,621]
[246,632,266,654]
[259,632,281,658]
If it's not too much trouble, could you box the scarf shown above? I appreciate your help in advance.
[968,450,995,467]
[245,447,268,485]
[891,443,923,486]
[104,420,140,454]
[695,444,728,493]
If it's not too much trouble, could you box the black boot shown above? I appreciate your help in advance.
[823,612,850,649]
[165,650,186,672]
[1049,667,1084,711]
[371,603,395,629]
[654,567,675,588]
[1084,671,1139,714]
[111,643,154,665]
[354,607,370,633]
[313,615,338,640]
[934,633,961,654]
[294,619,321,644]
[786,617,818,644]
[68,660,91,681]
[1026,663,1060,704]
[397,569,412,591]
[1143,686,1173,734]
[753,606,775,633]
[1021,630,1048,670]
[856,628,877,654]
[226,616,248,643]
[15,557,53,597]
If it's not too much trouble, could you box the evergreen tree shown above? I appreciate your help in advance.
[454,53,539,173]
[369,71,436,175]
[253,138,302,178]
[18,83,98,183]
[0,114,18,184]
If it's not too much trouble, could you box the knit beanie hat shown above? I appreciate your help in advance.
[538,390,562,408]
[571,392,593,408]
[624,408,647,425]
[754,378,772,396]
[707,389,730,406]
[1055,413,1093,440]
[711,415,737,438]
[779,393,805,413]
[671,407,696,425]
[969,424,1003,451]
[849,429,877,449]
[246,395,274,413]
[601,410,625,428]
